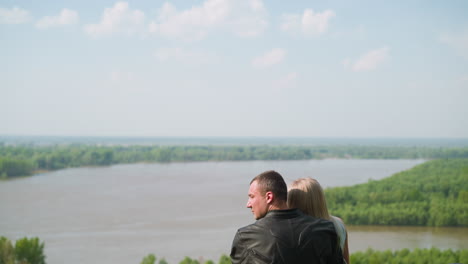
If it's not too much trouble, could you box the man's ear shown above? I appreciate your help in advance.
[265,191,274,204]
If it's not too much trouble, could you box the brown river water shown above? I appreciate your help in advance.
[1,159,466,264]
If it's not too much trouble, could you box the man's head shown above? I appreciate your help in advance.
[246,170,288,220]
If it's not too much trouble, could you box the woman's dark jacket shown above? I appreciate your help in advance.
[230,208,344,264]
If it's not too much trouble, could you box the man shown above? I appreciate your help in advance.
[230,170,343,264]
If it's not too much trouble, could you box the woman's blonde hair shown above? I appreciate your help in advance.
[288,177,331,220]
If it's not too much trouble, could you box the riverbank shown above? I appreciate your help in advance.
[2,143,468,178]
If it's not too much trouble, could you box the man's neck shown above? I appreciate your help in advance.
[268,201,288,211]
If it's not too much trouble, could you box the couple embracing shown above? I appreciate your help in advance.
[230,170,349,264]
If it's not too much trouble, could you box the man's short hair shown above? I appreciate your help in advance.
[251,170,287,202]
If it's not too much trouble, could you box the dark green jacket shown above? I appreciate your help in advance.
[230,209,344,264]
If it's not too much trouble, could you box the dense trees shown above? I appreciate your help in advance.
[0,237,46,264]
[1,144,468,177]
[0,158,34,179]
[326,158,468,226]
[140,254,168,264]
[0,237,15,264]
[350,248,468,264]
[139,255,231,264]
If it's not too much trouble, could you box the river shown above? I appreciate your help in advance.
[0,159,466,264]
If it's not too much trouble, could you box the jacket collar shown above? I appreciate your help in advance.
[264,208,302,219]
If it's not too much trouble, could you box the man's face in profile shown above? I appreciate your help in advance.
[246,180,269,220]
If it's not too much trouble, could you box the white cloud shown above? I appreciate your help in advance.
[0,7,31,24]
[249,0,264,11]
[154,47,216,64]
[35,9,79,29]
[280,8,335,35]
[148,0,267,41]
[274,72,298,90]
[252,48,286,69]
[302,9,335,34]
[229,0,267,37]
[349,47,390,72]
[84,2,145,37]
[440,31,468,59]
[149,0,229,41]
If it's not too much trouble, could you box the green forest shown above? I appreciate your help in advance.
[1,236,467,264]
[326,158,468,226]
[1,144,468,178]
[0,237,45,264]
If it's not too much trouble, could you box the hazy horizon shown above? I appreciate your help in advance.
[2,1,467,138]
[2,135,468,147]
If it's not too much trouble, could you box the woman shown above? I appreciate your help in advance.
[288,177,349,264]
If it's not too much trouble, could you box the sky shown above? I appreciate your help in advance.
[1,0,467,138]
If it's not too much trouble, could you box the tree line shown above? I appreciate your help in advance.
[0,237,45,264]
[350,247,468,264]
[1,236,467,264]
[325,158,468,227]
[140,254,231,264]
[142,248,468,264]
[2,144,468,178]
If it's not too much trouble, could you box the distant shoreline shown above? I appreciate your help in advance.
[2,142,467,179]
[2,135,468,147]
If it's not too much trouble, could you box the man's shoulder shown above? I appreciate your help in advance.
[237,223,256,233]
[235,214,284,238]
[236,219,268,234]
